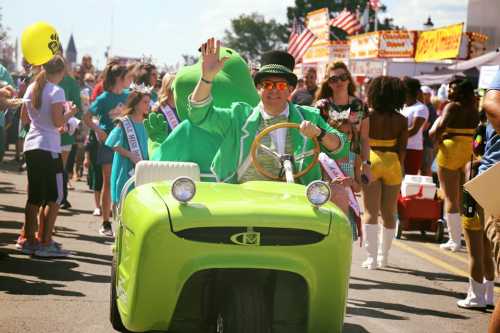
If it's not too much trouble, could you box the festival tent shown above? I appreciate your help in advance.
[448,48,500,71]
[413,72,464,86]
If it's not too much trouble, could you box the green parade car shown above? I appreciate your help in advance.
[110,123,353,333]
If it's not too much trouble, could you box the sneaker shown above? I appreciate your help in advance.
[99,221,114,237]
[92,207,102,216]
[35,242,69,258]
[440,239,461,252]
[15,235,26,250]
[17,238,39,255]
[361,258,377,270]
[60,201,72,209]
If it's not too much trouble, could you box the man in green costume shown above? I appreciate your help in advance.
[187,38,347,185]
[145,47,260,181]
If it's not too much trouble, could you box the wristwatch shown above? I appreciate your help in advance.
[317,127,327,142]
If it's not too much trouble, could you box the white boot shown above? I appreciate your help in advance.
[440,213,462,252]
[361,224,379,270]
[457,278,486,309]
[484,279,495,308]
[378,227,395,268]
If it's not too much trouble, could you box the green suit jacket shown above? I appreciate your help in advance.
[187,99,348,185]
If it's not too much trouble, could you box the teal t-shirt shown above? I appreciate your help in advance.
[105,119,149,203]
[89,90,129,134]
[59,75,82,145]
[151,90,158,103]
[0,64,14,128]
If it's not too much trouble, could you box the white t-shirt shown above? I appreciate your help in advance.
[23,82,66,153]
[401,101,429,151]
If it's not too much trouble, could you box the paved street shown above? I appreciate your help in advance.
[0,150,494,333]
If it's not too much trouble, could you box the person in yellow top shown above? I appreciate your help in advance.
[362,76,408,270]
[430,77,479,253]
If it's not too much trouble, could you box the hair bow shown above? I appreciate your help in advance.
[129,82,154,94]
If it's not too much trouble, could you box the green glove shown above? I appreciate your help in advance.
[144,112,168,144]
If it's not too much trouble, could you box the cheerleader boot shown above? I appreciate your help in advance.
[361,224,379,270]
[457,278,486,309]
[485,278,495,309]
[440,213,462,252]
[378,227,396,268]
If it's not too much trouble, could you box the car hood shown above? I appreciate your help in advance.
[152,181,333,235]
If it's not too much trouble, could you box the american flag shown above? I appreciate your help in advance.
[330,9,362,35]
[369,0,381,10]
[288,18,318,62]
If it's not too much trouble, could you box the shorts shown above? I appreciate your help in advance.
[404,149,424,175]
[25,149,63,205]
[370,150,402,186]
[462,215,482,231]
[61,144,72,152]
[437,137,473,171]
[484,213,500,274]
[87,163,103,191]
[96,143,114,165]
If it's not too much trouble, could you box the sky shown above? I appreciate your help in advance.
[2,0,468,70]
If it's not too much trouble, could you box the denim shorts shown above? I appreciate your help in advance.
[96,143,114,165]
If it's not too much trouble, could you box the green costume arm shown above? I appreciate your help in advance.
[186,95,234,137]
[144,113,169,157]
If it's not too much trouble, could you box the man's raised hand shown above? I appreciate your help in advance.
[200,38,229,82]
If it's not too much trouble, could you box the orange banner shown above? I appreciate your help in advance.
[349,32,379,59]
[350,31,416,59]
[415,23,464,62]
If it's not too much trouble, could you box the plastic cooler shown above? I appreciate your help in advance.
[401,175,436,199]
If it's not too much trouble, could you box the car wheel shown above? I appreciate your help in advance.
[110,253,128,332]
[434,219,445,243]
[216,282,271,333]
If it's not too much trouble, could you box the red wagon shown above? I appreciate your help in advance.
[396,194,445,242]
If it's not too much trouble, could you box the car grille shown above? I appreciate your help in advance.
[175,227,325,246]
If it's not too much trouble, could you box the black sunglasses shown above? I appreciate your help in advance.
[328,73,349,83]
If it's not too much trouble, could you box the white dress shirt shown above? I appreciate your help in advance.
[259,103,289,155]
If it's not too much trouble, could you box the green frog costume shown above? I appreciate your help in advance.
[146,47,260,181]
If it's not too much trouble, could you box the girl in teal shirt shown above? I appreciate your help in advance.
[105,88,150,206]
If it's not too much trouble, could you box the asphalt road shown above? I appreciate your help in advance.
[0,150,494,333]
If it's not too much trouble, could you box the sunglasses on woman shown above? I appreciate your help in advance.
[261,80,289,91]
[328,73,349,84]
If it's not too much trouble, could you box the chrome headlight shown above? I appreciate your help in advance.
[171,177,196,203]
[305,180,331,207]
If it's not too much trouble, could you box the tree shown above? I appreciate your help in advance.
[286,0,399,40]
[223,13,289,64]
[0,6,14,71]
[181,54,198,66]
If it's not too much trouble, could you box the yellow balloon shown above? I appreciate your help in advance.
[21,22,61,66]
